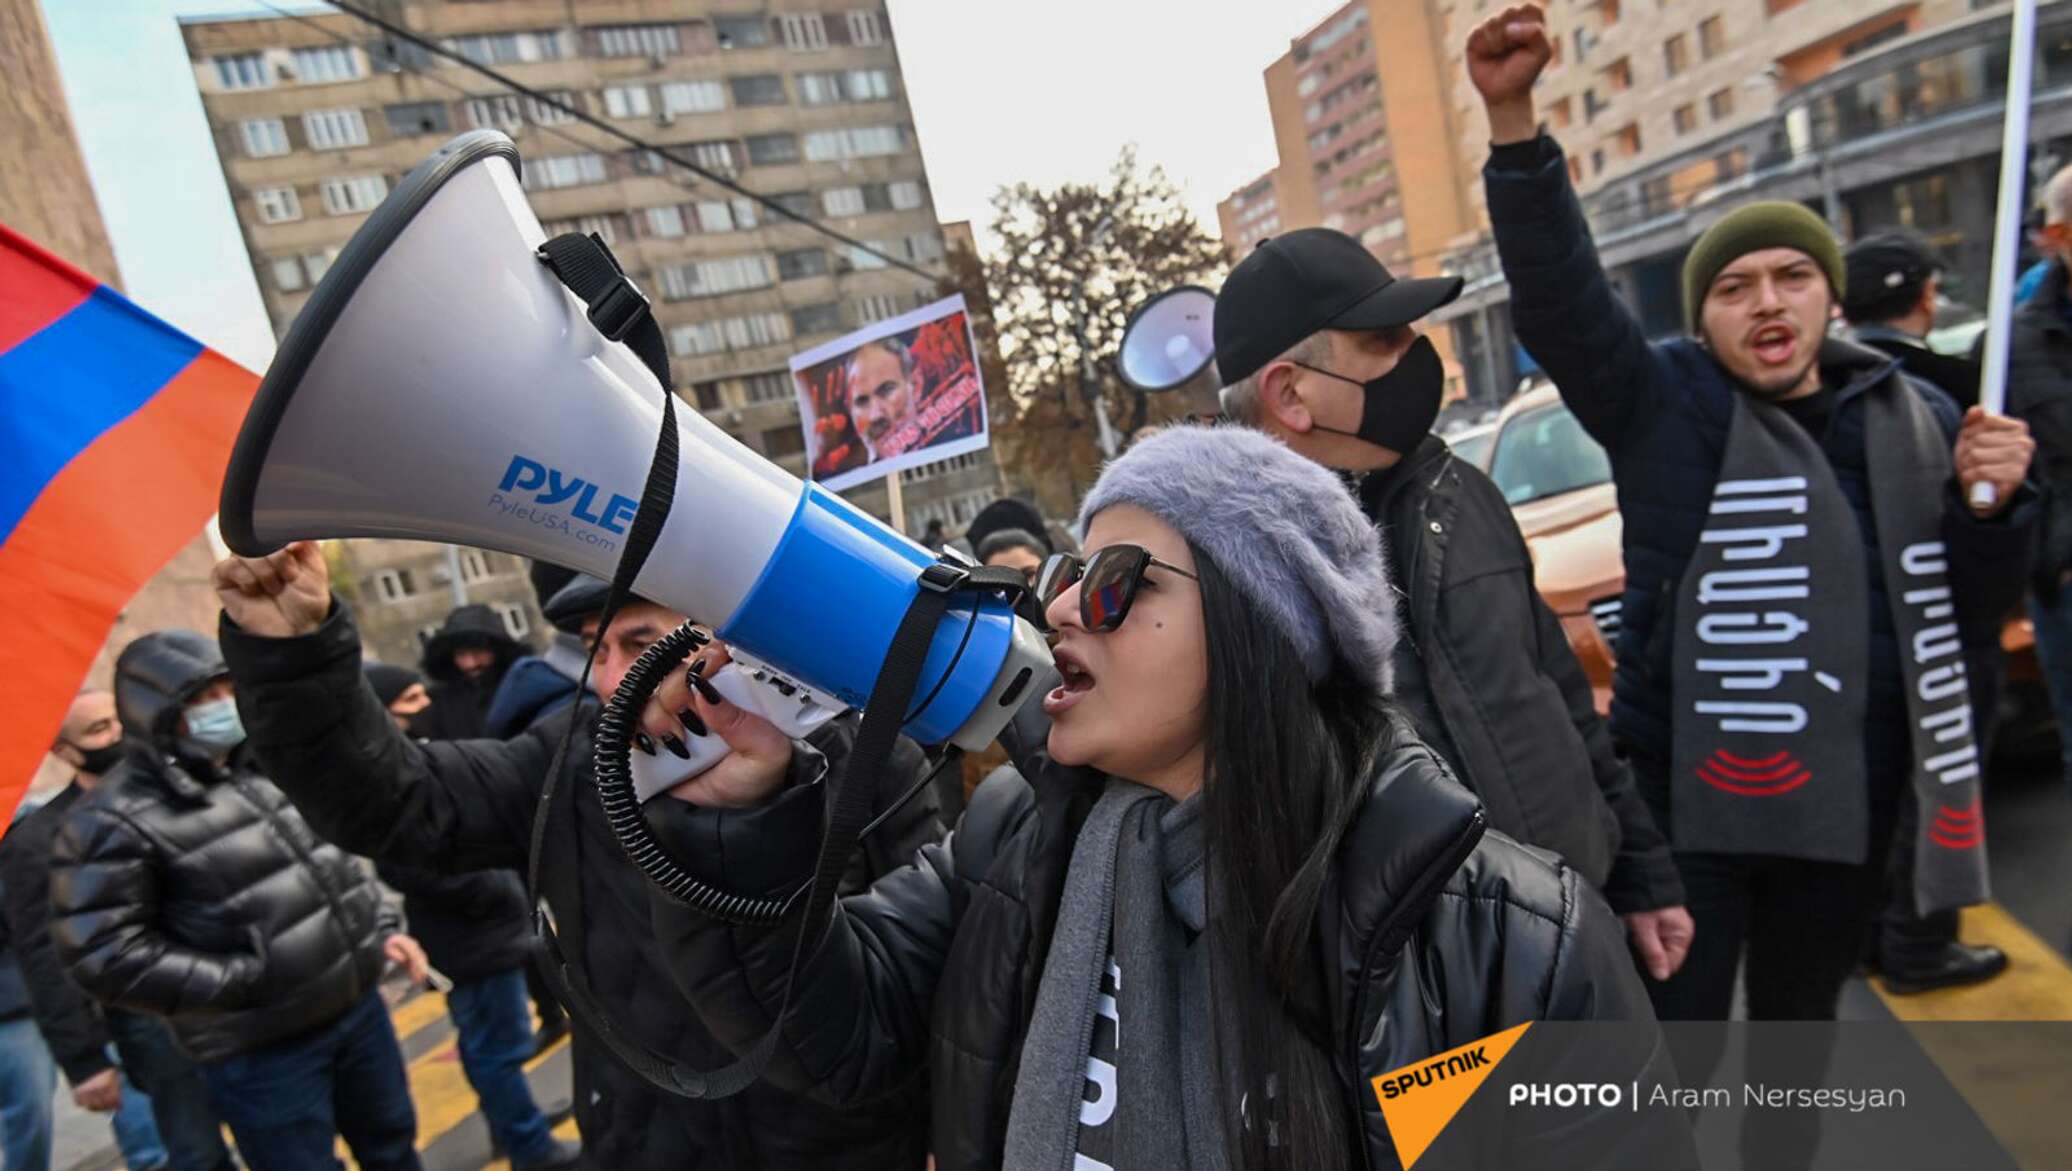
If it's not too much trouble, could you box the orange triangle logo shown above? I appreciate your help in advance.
[1370,1021,1532,1168]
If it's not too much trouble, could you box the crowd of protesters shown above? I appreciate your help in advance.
[9,4,2072,1169]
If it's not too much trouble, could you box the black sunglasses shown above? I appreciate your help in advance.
[1034,545,1198,633]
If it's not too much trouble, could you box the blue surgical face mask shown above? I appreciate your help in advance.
[183,697,246,752]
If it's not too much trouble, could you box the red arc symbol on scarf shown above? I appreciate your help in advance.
[1696,749,1812,796]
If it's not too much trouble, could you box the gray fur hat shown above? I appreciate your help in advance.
[1078,426,1397,693]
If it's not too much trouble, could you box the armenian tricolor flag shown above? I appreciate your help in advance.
[1,223,257,817]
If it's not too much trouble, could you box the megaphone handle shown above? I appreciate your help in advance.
[1969,481,1998,510]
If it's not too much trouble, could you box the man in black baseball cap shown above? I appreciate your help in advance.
[1214,227,1694,982]
[1843,229,1981,409]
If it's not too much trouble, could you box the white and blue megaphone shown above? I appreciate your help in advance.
[219,131,1050,755]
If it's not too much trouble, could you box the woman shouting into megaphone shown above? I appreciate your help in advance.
[633,425,1695,1171]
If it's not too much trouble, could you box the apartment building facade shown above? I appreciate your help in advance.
[181,0,1001,665]
[1215,167,1285,261]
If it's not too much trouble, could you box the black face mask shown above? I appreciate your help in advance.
[404,709,439,740]
[64,739,126,776]
[1293,334,1445,457]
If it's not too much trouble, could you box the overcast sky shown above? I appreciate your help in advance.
[42,0,1345,372]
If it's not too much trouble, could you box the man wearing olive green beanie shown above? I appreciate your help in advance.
[1680,201,1846,336]
[1472,3,2039,1117]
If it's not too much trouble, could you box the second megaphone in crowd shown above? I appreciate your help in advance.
[218,130,1050,753]
[1116,285,1225,421]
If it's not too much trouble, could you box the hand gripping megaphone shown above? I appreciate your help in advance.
[218,130,1051,753]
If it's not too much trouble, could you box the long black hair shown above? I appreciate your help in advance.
[1193,546,1397,1169]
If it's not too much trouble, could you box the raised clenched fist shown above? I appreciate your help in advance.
[211,540,330,638]
[1465,4,1553,143]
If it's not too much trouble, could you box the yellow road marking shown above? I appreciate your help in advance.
[1871,903,2072,1171]
[389,989,450,1041]
[1871,903,2072,1021]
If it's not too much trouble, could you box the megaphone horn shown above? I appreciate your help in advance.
[220,131,1048,750]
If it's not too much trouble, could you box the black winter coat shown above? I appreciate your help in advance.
[221,601,947,1171]
[1487,135,2033,801]
[48,749,397,1063]
[2008,266,2072,595]
[1361,435,1681,913]
[0,785,116,1083]
[376,860,534,985]
[641,707,1686,1171]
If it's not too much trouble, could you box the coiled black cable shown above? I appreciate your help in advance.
[592,620,960,926]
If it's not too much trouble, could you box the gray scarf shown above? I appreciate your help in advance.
[1671,372,1989,913]
[1004,782,1230,1171]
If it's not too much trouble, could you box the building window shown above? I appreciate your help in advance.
[769,191,816,219]
[778,13,828,50]
[593,24,683,58]
[1663,33,1688,76]
[1698,15,1725,58]
[372,568,416,602]
[1617,123,1642,156]
[742,371,792,403]
[320,174,388,215]
[854,292,902,322]
[1583,88,1606,121]
[668,312,792,356]
[796,68,894,104]
[254,185,302,223]
[1604,57,1631,92]
[1708,87,1735,120]
[789,302,843,335]
[272,250,336,292]
[1673,104,1697,134]
[887,179,924,210]
[497,604,530,639]
[645,205,688,238]
[369,36,432,71]
[213,52,269,90]
[692,381,724,411]
[714,15,770,48]
[658,254,775,299]
[239,118,290,158]
[291,44,362,83]
[523,154,609,191]
[301,108,369,150]
[385,102,450,137]
[603,85,652,118]
[777,247,830,280]
[526,93,577,126]
[1574,27,1596,60]
[1548,96,1572,129]
[846,10,886,46]
[1591,148,1606,176]
[763,426,807,457]
[803,125,903,161]
[443,31,564,66]
[658,80,727,115]
[458,550,492,583]
[543,213,622,243]
[464,96,526,130]
[730,74,788,107]
[1842,21,1909,58]
[746,132,800,165]
[821,186,866,217]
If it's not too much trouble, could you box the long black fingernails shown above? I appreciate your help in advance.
[689,657,708,677]
[634,733,656,756]
[692,674,724,706]
[661,735,690,759]
[678,708,709,738]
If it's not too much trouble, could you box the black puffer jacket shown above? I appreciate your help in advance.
[1361,435,1680,914]
[1,785,116,1083]
[643,705,1688,1170]
[48,631,396,1063]
[222,601,946,1171]
[376,862,533,985]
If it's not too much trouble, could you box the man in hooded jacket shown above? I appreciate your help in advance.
[47,630,429,1171]
[417,603,528,740]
